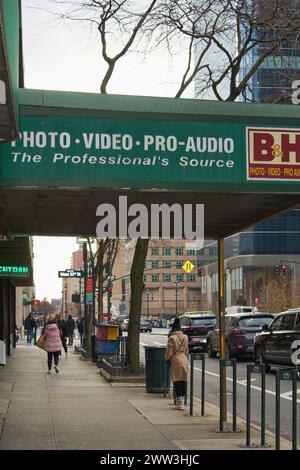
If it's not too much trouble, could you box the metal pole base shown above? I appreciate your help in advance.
[239,443,272,449]
[215,427,241,433]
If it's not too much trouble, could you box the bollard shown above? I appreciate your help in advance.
[189,354,194,416]
[199,353,206,416]
[218,359,240,433]
[189,353,206,416]
[240,364,270,448]
[275,369,298,451]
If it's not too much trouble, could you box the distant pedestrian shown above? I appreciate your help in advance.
[66,314,76,346]
[77,317,84,346]
[57,313,68,358]
[44,314,62,375]
[24,313,36,345]
[165,317,189,410]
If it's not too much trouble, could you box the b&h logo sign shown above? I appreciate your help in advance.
[247,127,300,180]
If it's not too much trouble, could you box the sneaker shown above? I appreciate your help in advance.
[54,365,59,374]
[47,371,51,375]
[172,404,184,410]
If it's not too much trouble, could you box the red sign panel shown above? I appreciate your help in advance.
[247,127,300,180]
[85,277,93,293]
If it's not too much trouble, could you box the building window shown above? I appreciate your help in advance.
[143,275,147,282]
[201,276,207,294]
[209,247,217,257]
[163,260,171,269]
[212,272,218,292]
[152,274,159,282]
[163,247,171,255]
[187,274,196,282]
[176,247,184,255]
[151,247,159,255]
[231,267,243,290]
[152,260,159,269]
[176,261,182,269]
[176,274,184,282]
[163,274,171,282]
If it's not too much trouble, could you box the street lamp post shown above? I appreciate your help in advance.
[174,281,180,317]
[146,288,150,317]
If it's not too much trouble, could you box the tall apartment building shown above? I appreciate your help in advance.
[125,240,205,318]
[195,0,300,312]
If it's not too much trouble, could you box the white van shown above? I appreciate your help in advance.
[225,306,254,315]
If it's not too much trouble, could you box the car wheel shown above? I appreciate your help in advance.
[255,346,271,372]
[207,339,217,358]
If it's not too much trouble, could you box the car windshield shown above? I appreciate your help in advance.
[190,318,217,327]
[237,316,273,328]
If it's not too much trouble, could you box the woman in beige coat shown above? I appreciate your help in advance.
[165,317,189,410]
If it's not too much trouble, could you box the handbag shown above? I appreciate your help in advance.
[36,334,46,350]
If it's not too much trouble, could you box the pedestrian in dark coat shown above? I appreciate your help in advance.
[165,317,189,410]
[57,313,68,358]
[77,317,84,346]
[66,314,76,346]
[24,313,36,345]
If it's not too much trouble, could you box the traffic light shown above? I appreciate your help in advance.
[275,264,288,276]
[280,264,287,275]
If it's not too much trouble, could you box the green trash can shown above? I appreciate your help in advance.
[144,346,170,394]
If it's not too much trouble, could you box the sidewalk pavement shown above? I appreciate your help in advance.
[0,339,292,451]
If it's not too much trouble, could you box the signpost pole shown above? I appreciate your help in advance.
[83,242,88,341]
[218,237,227,426]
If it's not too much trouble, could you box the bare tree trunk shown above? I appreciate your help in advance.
[127,238,149,372]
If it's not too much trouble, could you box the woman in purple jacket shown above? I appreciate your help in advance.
[44,314,62,375]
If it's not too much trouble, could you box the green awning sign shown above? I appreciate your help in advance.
[0,265,30,277]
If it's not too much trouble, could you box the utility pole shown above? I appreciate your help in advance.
[146,288,150,317]
[174,281,179,317]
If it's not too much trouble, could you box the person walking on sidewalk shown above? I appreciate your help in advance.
[77,316,84,346]
[57,313,68,358]
[24,313,36,345]
[66,314,76,346]
[44,314,62,375]
[165,317,189,410]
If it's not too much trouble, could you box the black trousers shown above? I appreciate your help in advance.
[61,336,67,353]
[174,381,186,397]
[47,351,60,371]
[68,333,74,346]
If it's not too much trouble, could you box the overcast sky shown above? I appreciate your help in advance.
[22,0,190,300]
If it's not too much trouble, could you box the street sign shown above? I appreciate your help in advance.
[85,277,93,293]
[86,293,93,305]
[58,269,85,278]
[182,260,195,274]
[119,304,126,312]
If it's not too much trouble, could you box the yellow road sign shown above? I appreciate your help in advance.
[182,260,195,274]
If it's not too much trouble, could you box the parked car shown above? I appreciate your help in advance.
[207,312,275,359]
[140,319,152,333]
[179,311,217,352]
[254,308,300,372]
